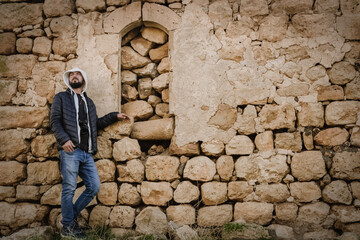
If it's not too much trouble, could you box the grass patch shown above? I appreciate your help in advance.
[223,222,246,233]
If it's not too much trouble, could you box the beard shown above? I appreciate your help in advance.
[70,81,83,89]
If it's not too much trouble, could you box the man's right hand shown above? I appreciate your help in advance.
[62,140,75,152]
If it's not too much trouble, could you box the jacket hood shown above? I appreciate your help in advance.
[63,68,88,93]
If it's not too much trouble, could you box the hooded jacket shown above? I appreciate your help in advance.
[50,68,119,154]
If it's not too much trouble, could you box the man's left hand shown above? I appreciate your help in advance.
[117,113,130,120]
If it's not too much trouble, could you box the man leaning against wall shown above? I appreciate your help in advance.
[50,68,129,238]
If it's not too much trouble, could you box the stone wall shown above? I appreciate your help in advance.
[0,0,360,239]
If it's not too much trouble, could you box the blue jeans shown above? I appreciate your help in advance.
[59,149,100,227]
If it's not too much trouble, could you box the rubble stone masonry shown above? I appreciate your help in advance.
[0,0,359,239]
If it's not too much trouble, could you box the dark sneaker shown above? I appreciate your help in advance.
[61,221,87,239]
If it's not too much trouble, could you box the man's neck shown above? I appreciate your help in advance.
[73,88,82,94]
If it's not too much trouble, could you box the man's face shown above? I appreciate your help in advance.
[69,71,84,89]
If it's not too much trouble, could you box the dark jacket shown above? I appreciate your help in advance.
[50,88,118,154]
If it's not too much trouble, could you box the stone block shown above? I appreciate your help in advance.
[292,13,335,37]
[259,15,288,42]
[297,102,324,127]
[297,202,330,226]
[131,37,154,56]
[325,101,360,125]
[142,3,181,32]
[228,181,253,201]
[0,3,43,30]
[201,182,228,205]
[234,202,273,225]
[346,78,360,100]
[121,46,151,70]
[117,159,144,183]
[290,182,321,202]
[0,202,16,225]
[0,161,26,186]
[40,184,61,205]
[0,32,16,55]
[216,155,234,181]
[122,84,138,101]
[314,127,349,146]
[166,204,195,226]
[31,134,57,158]
[328,62,356,85]
[27,161,61,185]
[351,127,360,147]
[121,70,137,85]
[93,136,112,159]
[350,181,360,199]
[259,104,296,130]
[183,156,216,182]
[109,205,135,228]
[337,15,360,40]
[169,139,200,156]
[0,129,32,160]
[291,151,326,181]
[43,0,75,17]
[10,203,49,229]
[113,137,141,161]
[330,151,360,180]
[89,205,111,228]
[332,205,360,223]
[0,186,15,201]
[255,131,274,151]
[272,0,313,14]
[76,0,105,12]
[0,55,37,78]
[275,203,298,222]
[208,0,232,29]
[33,37,52,57]
[135,207,168,235]
[173,181,200,203]
[235,154,289,184]
[157,57,170,74]
[50,16,76,38]
[197,205,233,227]
[152,73,170,92]
[316,85,344,101]
[145,155,179,181]
[16,185,40,201]
[141,27,168,44]
[131,118,174,140]
[16,38,33,54]
[267,224,296,240]
[275,132,302,152]
[149,43,168,62]
[303,230,339,240]
[98,182,118,205]
[95,159,115,183]
[226,135,254,155]
[255,184,290,203]
[314,0,339,13]
[138,77,153,99]
[234,105,256,135]
[122,100,153,121]
[323,180,352,205]
[103,118,133,139]
[277,83,309,97]
[52,37,77,56]
[306,65,327,81]
[140,181,173,206]
[118,183,141,206]
[240,0,269,16]
[201,140,225,157]
[104,2,141,34]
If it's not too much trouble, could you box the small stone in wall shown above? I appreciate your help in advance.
[226,135,254,155]
[0,161,26,186]
[169,138,200,156]
[0,129,31,160]
[173,181,200,203]
[109,206,135,228]
[316,85,344,101]
[291,151,326,181]
[117,159,144,183]
[131,37,155,56]
[145,155,180,181]
[122,84,138,102]
[183,156,216,182]
[149,42,168,62]
[16,185,41,201]
[325,101,360,125]
[297,202,330,226]
[121,46,151,70]
[40,184,61,206]
[350,127,360,147]
[0,186,15,201]
[148,95,161,107]
[52,37,77,56]
[113,137,141,161]
[95,159,115,182]
[208,0,232,29]
[31,134,58,158]
[297,102,324,127]
[234,202,273,225]
[0,32,16,55]
[332,205,360,223]
[228,181,253,201]
[330,151,360,180]
[306,65,327,81]
[118,183,141,206]
[155,103,169,117]
[197,205,233,227]
[33,37,52,57]
[157,57,170,74]
[322,180,352,205]
[89,205,111,228]
[328,62,356,85]
[345,78,360,100]
[201,181,228,205]
[240,0,269,16]
[314,127,349,146]
[16,38,33,54]
[275,203,298,223]
[131,118,174,141]
[121,70,137,85]
[76,0,106,12]
[258,15,288,42]
[140,181,173,206]
[141,27,167,45]
[289,182,321,203]
[255,184,290,203]
[234,105,256,135]
[166,204,195,226]
[275,132,302,152]
[138,78,153,99]
[98,182,118,206]
[255,131,274,151]
[122,100,153,120]
[259,104,296,130]
[135,207,168,235]
[162,88,169,103]
[216,155,234,181]
[133,63,158,78]
[152,73,170,93]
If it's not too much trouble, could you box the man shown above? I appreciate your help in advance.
[50,68,129,238]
